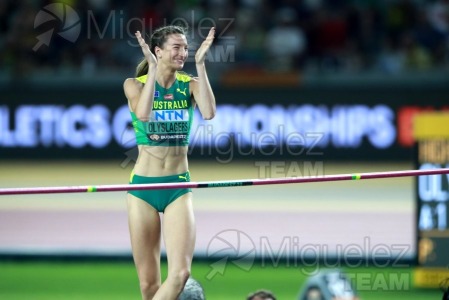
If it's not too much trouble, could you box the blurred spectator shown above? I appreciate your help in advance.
[442,275,449,300]
[402,31,433,70]
[298,270,359,300]
[264,7,307,72]
[414,10,446,60]
[1,0,449,79]
[309,7,348,71]
[427,0,449,36]
[377,36,405,74]
[246,289,277,300]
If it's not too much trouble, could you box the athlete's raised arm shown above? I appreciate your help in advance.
[123,31,157,121]
[191,27,216,120]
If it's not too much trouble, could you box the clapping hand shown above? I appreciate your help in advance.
[195,27,215,65]
[135,31,157,66]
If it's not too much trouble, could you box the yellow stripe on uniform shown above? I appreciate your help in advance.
[176,72,191,82]
[136,72,191,84]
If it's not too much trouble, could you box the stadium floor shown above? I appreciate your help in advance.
[1,159,441,298]
[0,160,415,256]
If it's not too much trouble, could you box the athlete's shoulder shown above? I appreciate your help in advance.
[123,78,142,100]
[176,72,192,83]
[124,77,141,88]
[188,76,199,92]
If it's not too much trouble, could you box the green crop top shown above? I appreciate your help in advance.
[130,72,194,147]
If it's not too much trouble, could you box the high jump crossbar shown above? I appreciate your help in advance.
[0,168,448,196]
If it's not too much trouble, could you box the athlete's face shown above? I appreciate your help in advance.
[157,34,188,70]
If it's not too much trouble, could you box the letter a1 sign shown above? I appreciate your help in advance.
[414,113,449,288]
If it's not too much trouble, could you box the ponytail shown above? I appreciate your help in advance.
[135,59,148,77]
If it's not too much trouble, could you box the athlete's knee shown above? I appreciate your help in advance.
[168,268,190,292]
[139,280,160,298]
[173,268,190,285]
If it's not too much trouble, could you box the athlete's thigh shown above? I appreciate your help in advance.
[127,193,162,280]
[162,192,195,272]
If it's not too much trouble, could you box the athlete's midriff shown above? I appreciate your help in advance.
[132,145,189,177]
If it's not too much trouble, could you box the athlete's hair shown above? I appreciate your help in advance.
[246,290,277,300]
[136,25,188,77]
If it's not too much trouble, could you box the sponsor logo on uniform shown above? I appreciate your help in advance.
[176,87,187,96]
[164,94,174,100]
[151,109,190,122]
[149,134,160,141]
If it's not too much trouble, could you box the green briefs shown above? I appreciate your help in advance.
[128,171,192,212]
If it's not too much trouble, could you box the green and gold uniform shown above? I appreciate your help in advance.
[128,73,193,212]
[130,72,194,147]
